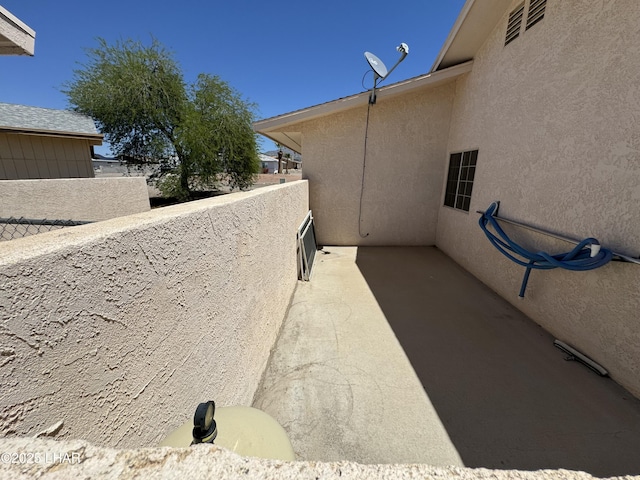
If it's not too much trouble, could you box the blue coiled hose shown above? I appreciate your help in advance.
[479,202,613,297]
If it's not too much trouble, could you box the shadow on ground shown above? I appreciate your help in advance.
[355,246,640,477]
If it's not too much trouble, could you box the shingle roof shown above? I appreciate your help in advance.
[0,102,100,136]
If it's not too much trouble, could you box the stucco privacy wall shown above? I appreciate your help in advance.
[301,84,455,246]
[0,178,150,221]
[0,133,94,179]
[0,181,309,448]
[0,438,627,480]
[437,1,640,394]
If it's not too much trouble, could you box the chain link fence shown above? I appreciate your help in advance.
[0,217,93,242]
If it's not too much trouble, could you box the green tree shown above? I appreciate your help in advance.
[63,38,260,199]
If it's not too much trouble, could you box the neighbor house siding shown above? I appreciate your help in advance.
[437,0,640,395]
[0,132,94,179]
[302,83,456,246]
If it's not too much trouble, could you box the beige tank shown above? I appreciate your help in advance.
[160,405,296,461]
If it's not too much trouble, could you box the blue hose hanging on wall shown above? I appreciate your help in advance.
[478,202,613,298]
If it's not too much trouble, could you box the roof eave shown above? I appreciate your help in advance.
[260,132,302,154]
[254,61,473,135]
[431,0,513,72]
[430,0,476,72]
[0,6,36,56]
[0,127,103,145]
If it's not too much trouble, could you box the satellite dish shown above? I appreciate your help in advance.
[364,43,409,104]
[364,52,388,79]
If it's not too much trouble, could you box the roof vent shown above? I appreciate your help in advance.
[505,3,524,46]
[526,0,546,30]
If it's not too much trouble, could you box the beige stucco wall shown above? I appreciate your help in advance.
[0,437,625,480]
[0,133,94,179]
[0,181,309,448]
[301,84,455,246]
[0,177,150,222]
[437,1,640,395]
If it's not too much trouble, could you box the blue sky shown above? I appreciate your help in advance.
[0,0,466,153]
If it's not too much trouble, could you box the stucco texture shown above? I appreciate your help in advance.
[301,84,455,246]
[0,181,309,448]
[437,1,640,394]
[0,177,150,222]
[0,437,632,480]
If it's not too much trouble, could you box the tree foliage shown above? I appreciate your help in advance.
[63,38,259,198]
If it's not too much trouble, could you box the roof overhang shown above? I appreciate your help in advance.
[0,127,103,145]
[431,0,512,71]
[254,61,473,154]
[0,6,36,56]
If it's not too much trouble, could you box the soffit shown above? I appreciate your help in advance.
[0,6,35,56]
[431,0,512,71]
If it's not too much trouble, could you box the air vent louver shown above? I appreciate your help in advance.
[505,4,524,46]
[526,0,546,30]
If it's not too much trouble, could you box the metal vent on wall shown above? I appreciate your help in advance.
[526,0,546,30]
[505,4,524,45]
[505,3,524,45]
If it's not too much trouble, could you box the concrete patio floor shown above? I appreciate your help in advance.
[252,246,640,478]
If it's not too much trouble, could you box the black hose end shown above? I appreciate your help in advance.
[192,401,218,444]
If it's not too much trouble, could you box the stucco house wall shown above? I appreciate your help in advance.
[0,181,309,448]
[301,84,455,246]
[437,0,640,395]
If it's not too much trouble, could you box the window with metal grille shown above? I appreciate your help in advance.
[526,0,546,30]
[505,3,524,46]
[444,150,478,212]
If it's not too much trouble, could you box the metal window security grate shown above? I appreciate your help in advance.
[297,211,317,281]
[0,217,92,241]
[505,3,525,45]
[526,0,546,30]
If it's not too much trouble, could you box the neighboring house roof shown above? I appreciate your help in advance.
[0,102,103,144]
[0,6,35,56]
[431,0,513,71]
[92,158,120,164]
[254,61,473,153]
[259,154,278,163]
[92,153,121,162]
[259,153,301,166]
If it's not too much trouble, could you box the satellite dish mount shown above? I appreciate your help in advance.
[364,43,409,105]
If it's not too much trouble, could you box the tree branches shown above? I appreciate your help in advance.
[63,38,259,199]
